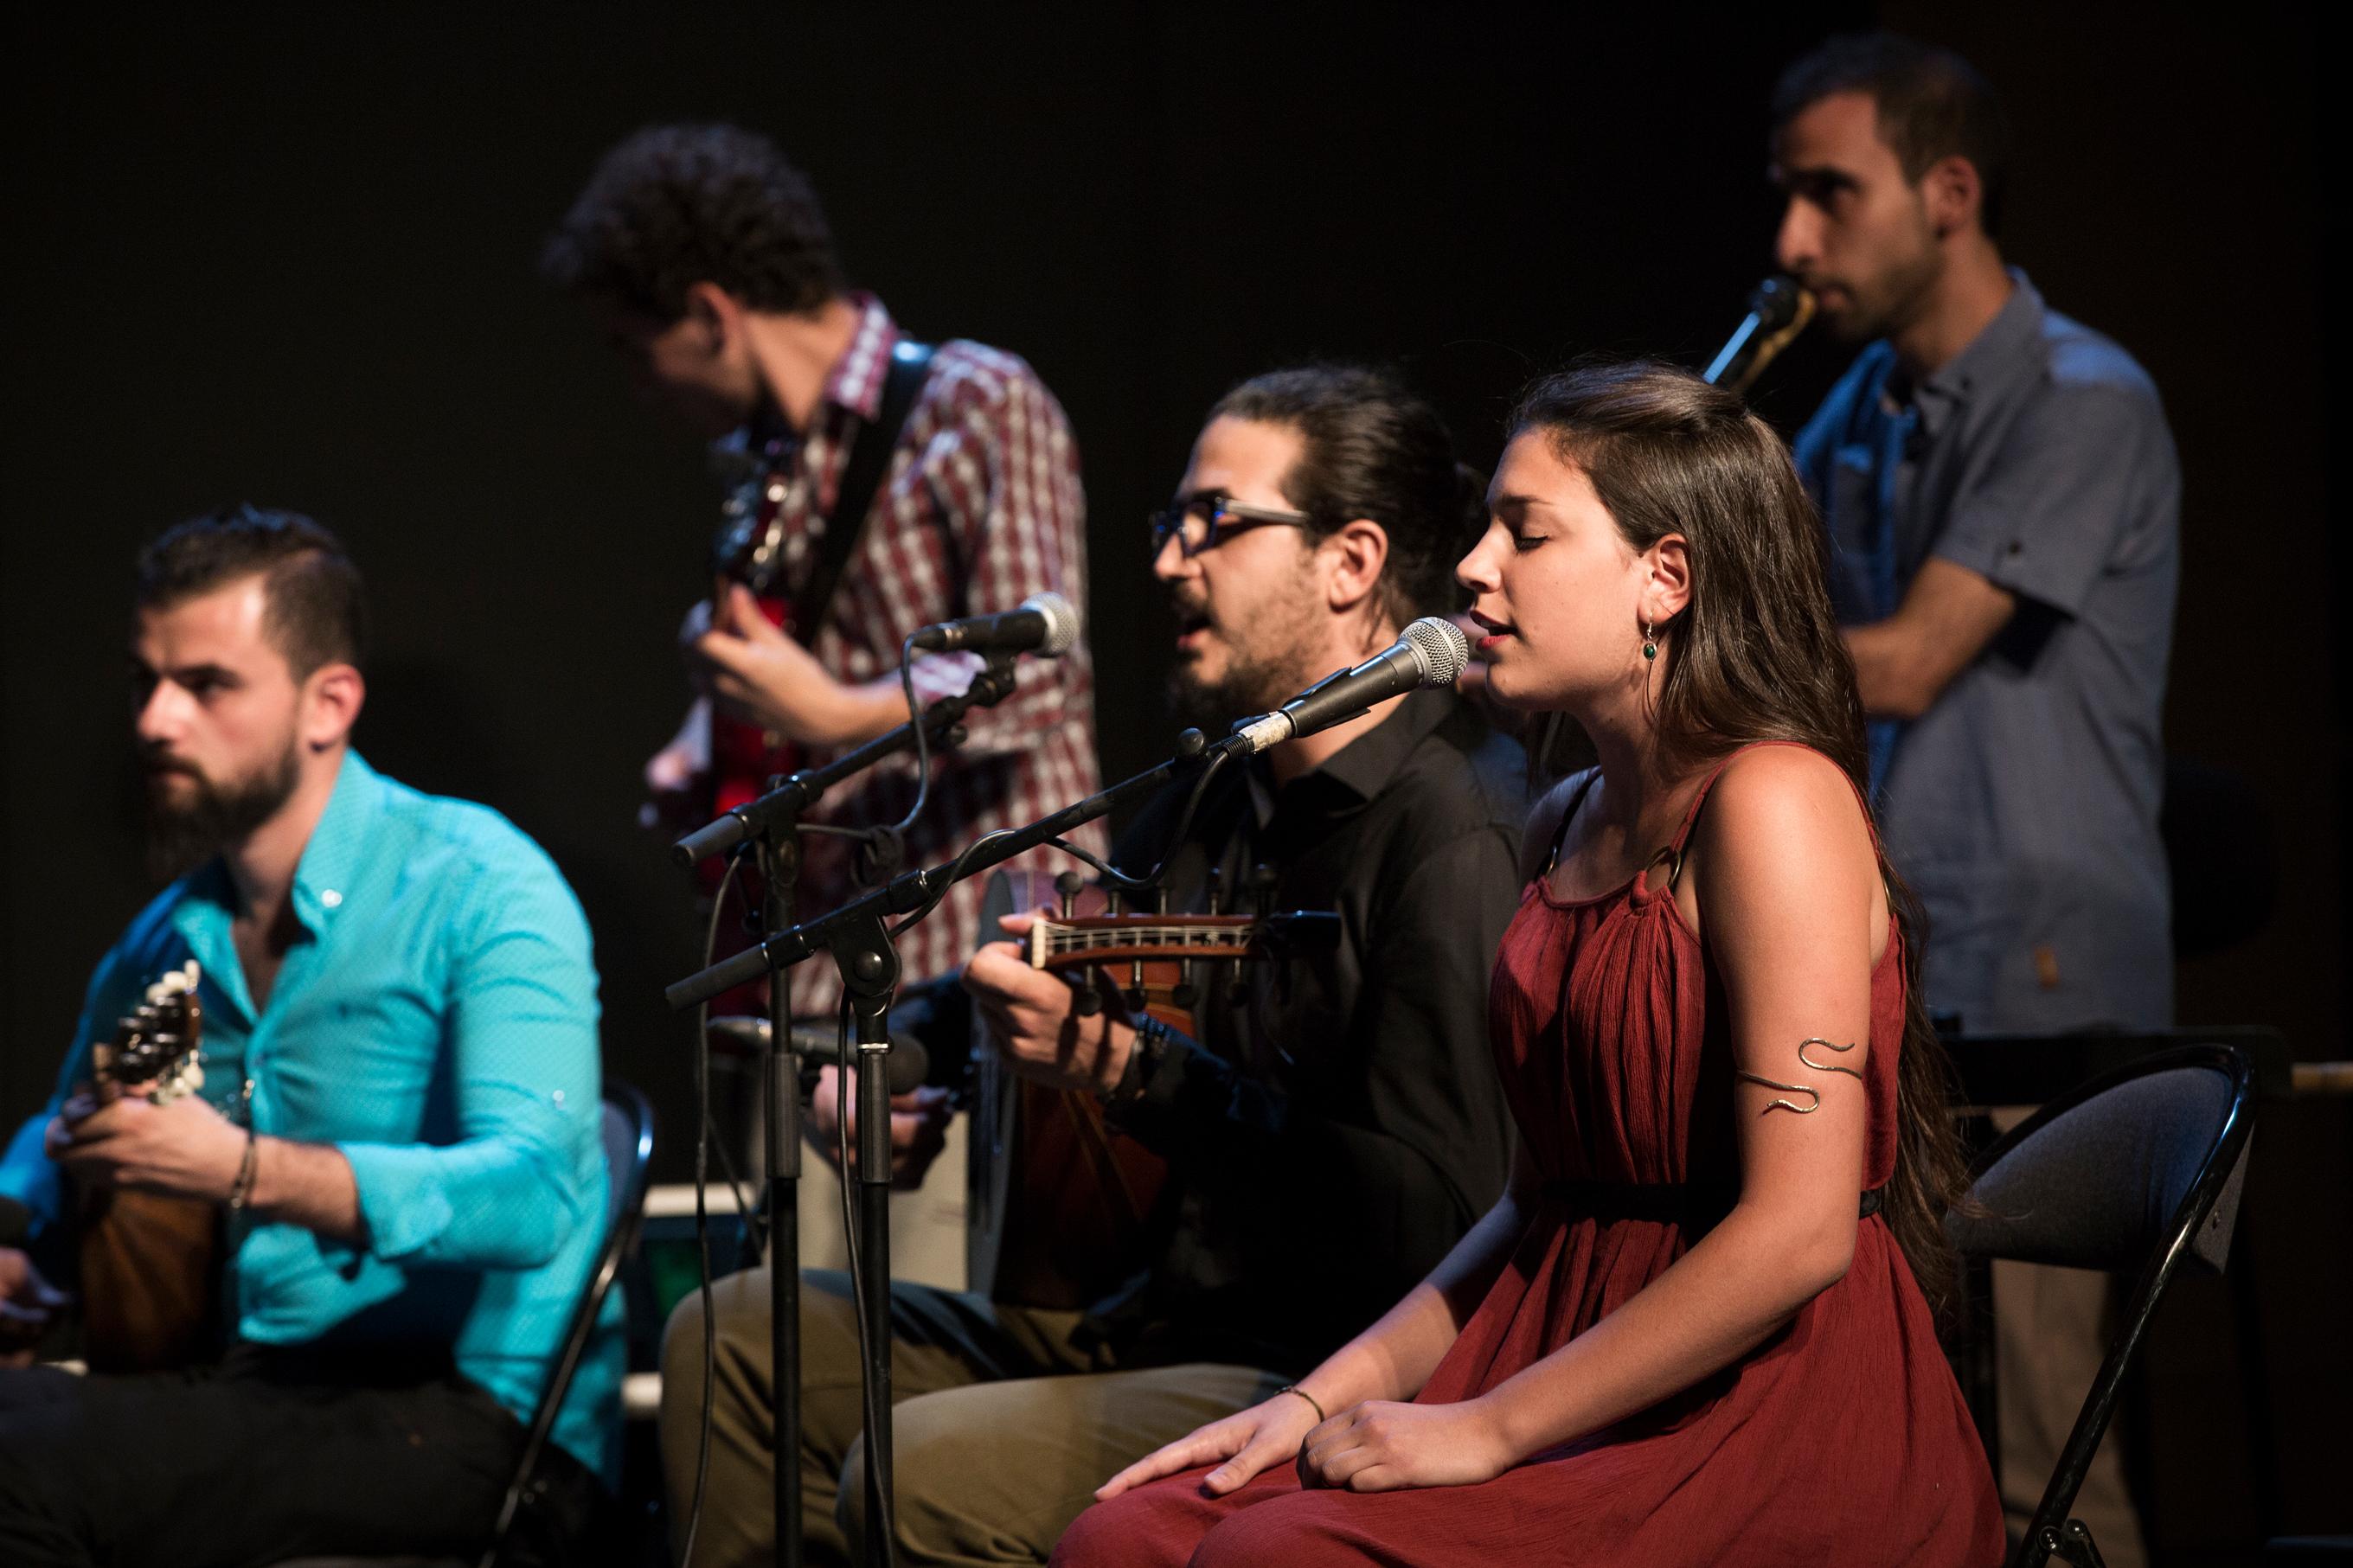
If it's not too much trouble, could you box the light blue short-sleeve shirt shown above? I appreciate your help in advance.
[1793,272,2179,1034]
[0,752,621,1479]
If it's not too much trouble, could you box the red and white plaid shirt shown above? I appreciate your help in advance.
[730,295,1104,1014]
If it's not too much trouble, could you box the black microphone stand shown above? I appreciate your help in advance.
[666,726,1235,1568]
[668,723,1235,1009]
[672,656,1021,1568]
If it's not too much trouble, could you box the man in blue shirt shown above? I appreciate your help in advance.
[0,508,618,1566]
[1771,35,2178,1563]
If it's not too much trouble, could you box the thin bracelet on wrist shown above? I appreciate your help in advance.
[1277,1384,1326,1423]
[226,1129,260,1211]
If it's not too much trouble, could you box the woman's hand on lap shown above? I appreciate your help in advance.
[1094,1391,1324,1501]
[1297,1398,1515,1493]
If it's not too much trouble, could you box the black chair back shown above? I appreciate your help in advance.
[477,1081,656,1568]
[1946,1043,2255,1568]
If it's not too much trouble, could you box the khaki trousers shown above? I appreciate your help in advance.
[660,1267,1285,1567]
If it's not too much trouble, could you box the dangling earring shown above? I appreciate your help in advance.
[1642,620,1658,662]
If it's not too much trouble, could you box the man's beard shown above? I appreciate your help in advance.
[141,740,302,882]
[1819,233,1945,346]
[1164,583,1326,734]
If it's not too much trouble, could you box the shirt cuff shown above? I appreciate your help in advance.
[0,1120,61,1241]
[907,650,986,708]
[337,1142,453,1263]
[1933,508,2090,618]
[1102,1026,1229,1148]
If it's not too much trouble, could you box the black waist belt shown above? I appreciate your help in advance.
[1539,1180,1882,1222]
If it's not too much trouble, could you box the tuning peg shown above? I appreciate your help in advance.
[1248,863,1279,919]
[1072,984,1105,1017]
[1055,870,1084,918]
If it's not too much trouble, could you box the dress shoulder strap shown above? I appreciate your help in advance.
[1668,747,1756,856]
[1542,769,1603,874]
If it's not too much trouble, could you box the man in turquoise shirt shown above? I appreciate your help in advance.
[0,507,618,1565]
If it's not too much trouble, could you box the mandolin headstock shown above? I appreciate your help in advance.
[93,962,205,1107]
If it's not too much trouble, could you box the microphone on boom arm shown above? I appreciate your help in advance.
[705,1016,931,1094]
[1225,616,1471,756]
[908,592,1080,657]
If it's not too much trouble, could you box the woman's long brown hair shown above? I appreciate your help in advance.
[1510,360,1971,1324]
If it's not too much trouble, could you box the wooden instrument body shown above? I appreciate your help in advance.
[77,1189,221,1372]
[968,872,1283,1310]
[74,964,221,1373]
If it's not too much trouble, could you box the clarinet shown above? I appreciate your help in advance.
[1703,274,1816,394]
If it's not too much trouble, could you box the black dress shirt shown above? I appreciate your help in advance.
[1100,688,1528,1374]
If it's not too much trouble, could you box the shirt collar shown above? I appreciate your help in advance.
[163,749,379,1021]
[1908,267,2045,438]
[818,293,901,425]
[1253,686,1459,816]
[287,749,382,929]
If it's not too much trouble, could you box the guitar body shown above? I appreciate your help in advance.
[701,344,932,831]
[706,441,804,823]
[71,962,221,1373]
[969,871,1177,1309]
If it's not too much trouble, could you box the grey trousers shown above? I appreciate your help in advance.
[660,1268,1285,1567]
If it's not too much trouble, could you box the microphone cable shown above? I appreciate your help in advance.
[886,631,932,839]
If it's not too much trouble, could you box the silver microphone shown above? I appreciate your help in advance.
[1228,616,1470,755]
[907,592,1080,657]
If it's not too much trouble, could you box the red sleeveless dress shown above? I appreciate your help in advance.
[1053,746,2003,1566]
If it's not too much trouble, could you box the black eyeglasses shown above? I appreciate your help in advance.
[1147,491,1318,560]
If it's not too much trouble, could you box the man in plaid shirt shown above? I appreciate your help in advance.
[544,122,1104,1148]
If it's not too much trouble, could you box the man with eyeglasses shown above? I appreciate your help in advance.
[664,365,1528,1566]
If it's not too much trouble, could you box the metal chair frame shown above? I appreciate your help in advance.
[272,1082,655,1568]
[476,1080,656,1568]
[1952,1043,2256,1568]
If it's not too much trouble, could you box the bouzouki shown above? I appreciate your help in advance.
[74,961,221,1373]
[967,868,1338,1309]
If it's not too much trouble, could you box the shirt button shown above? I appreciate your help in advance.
[552,1090,567,1106]
[320,889,343,908]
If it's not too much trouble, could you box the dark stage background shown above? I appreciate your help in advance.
[3,3,2339,1559]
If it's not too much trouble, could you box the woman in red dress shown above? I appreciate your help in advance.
[1052,362,2004,1566]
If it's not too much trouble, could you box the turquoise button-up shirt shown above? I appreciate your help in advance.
[0,752,620,1479]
